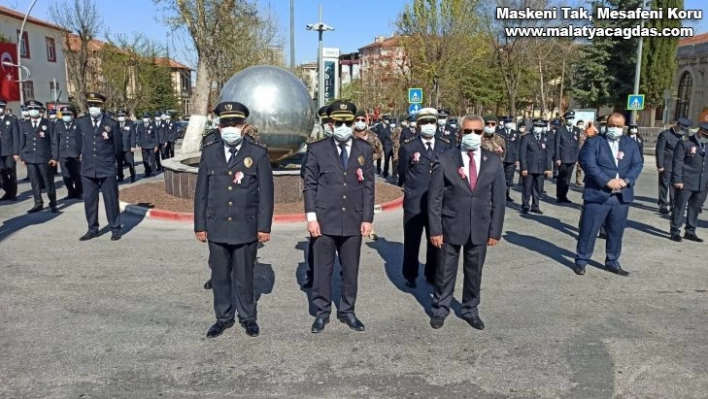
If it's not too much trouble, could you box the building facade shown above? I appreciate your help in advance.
[0,5,69,112]
[674,33,708,125]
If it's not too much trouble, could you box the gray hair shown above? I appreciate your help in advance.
[460,114,485,126]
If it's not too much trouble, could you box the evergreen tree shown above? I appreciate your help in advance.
[640,0,683,106]
[150,64,179,115]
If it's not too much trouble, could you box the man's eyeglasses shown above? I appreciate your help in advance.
[355,118,366,122]
[418,120,436,125]
[462,129,484,135]
[486,122,496,126]
[334,121,353,127]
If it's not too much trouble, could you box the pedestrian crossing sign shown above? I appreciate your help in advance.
[408,88,423,104]
[627,94,645,111]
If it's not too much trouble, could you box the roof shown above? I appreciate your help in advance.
[0,5,69,32]
[679,32,708,47]
[154,57,193,71]
[66,34,105,52]
[358,36,402,51]
[300,62,317,69]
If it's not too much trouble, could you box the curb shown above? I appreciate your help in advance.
[119,196,404,224]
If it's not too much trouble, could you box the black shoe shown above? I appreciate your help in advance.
[425,276,435,285]
[111,232,122,241]
[684,233,704,243]
[242,320,259,337]
[521,207,529,214]
[130,176,136,183]
[27,205,43,213]
[606,266,630,276]
[430,316,445,329]
[506,196,514,202]
[530,208,543,214]
[204,279,212,289]
[598,232,607,240]
[117,177,124,183]
[50,205,59,213]
[557,198,572,204]
[338,314,365,331]
[659,207,670,214]
[574,265,586,275]
[311,317,329,333]
[670,234,683,242]
[302,278,313,289]
[404,279,417,289]
[463,315,485,330]
[1,194,18,201]
[80,231,99,241]
[206,320,235,338]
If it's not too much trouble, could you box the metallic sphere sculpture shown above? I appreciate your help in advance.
[217,65,315,162]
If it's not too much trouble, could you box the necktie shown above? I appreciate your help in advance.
[32,121,37,130]
[468,151,477,191]
[93,118,99,131]
[339,143,348,168]
[228,147,238,169]
[426,142,433,158]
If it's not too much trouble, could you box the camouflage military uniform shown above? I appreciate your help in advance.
[355,130,384,161]
[390,127,402,180]
[575,128,597,185]
[481,133,506,156]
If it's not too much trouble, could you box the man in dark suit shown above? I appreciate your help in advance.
[435,109,457,146]
[77,93,123,241]
[627,121,644,163]
[136,112,159,177]
[574,112,643,276]
[428,114,506,330]
[397,108,452,288]
[19,100,59,213]
[554,111,581,203]
[0,99,21,201]
[194,101,274,339]
[116,110,137,183]
[669,122,708,242]
[400,115,417,143]
[154,111,165,172]
[655,118,691,214]
[519,119,553,214]
[303,100,375,334]
[162,112,177,159]
[373,116,394,177]
[499,116,520,202]
[56,106,83,199]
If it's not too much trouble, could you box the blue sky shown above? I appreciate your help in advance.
[9,0,708,67]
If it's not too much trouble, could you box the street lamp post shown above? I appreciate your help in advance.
[17,0,39,105]
[631,0,648,124]
[306,5,334,109]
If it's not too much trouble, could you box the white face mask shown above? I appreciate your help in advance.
[483,126,496,135]
[410,122,417,128]
[630,128,637,135]
[88,107,102,118]
[566,120,574,126]
[460,133,481,151]
[322,123,333,137]
[354,121,367,131]
[62,115,73,123]
[165,117,171,121]
[504,123,513,129]
[22,111,29,117]
[333,124,353,142]
[143,118,149,123]
[0,108,4,114]
[437,119,446,126]
[519,127,526,133]
[49,115,56,119]
[533,127,543,134]
[220,126,243,145]
[450,123,457,128]
[390,123,396,128]
[118,116,126,123]
[155,117,161,122]
[28,109,40,118]
[420,124,436,138]
[606,127,623,139]
[577,124,585,129]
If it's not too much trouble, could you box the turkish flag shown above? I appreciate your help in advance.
[0,43,20,101]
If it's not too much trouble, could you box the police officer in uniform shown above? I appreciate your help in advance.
[77,93,123,241]
[656,118,691,214]
[554,111,581,203]
[162,112,177,159]
[304,100,375,333]
[195,101,274,338]
[398,108,452,288]
[154,111,165,171]
[669,122,708,242]
[519,118,553,214]
[436,109,457,146]
[136,112,159,177]
[499,116,520,201]
[116,110,137,182]
[400,115,417,143]
[374,115,394,178]
[19,100,58,213]
[0,99,21,201]
[628,121,644,162]
[56,106,83,199]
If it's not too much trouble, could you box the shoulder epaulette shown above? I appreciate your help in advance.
[682,135,689,141]
[439,137,450,144]
[404,136,416,144]
[309,136,330,144]
[249,139,268,149]
[494,133,505,140]
[202,138,220,148]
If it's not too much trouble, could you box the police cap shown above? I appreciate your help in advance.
[416,107,438,122]
[24,99,43,108]
[532,118,545,126]
[698,122,708,132]
[60,106,76,115]
[437,109,448,118]
[551,119,561,126]
[318,105,329,118]
[355,110,366,118]
[564,110,575,119]
[628,121,638,128]
[154,111,162,117]
[85,92,106,105]
[117,109,127,116]
[329,101,356,122]
[0,99,7,106]
[142,112,150,118]
[677,117,692,128]
[48,109,57,115]
[214,101,249,122]
[502,116,513,123]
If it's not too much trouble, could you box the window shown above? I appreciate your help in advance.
[675,71,692,120]
[22,81,34,100]
[46,37,56,62]
[17,30,30,58]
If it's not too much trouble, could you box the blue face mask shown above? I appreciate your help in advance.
[460,133,481,151]
[220,127,243,145]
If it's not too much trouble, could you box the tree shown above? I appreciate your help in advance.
[50,0,102,114]
[150,62,180,113]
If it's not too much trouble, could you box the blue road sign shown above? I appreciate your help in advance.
[627,94,645,111]
[408,88,423,104]
[408,103,422,114]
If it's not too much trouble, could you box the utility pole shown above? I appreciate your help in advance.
[631,0,648,124]
[290,0,295,71]
[306,5,334,108]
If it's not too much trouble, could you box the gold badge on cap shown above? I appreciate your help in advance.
[357,155,365,165]
[225,103,233,110]
[244,157,253,168]
[340,103,347,110]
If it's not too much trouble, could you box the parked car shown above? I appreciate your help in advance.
[175,120,189,139]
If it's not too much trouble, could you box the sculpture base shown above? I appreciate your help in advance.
[161,152,303,204]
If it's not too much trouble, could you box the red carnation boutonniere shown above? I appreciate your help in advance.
[234,171,244,185]
[617,151,624,160]
[39,132,45,138]
[458,167,466,179]
[541,143,546,150]
[412,152,421,163]
[690,146,697,155]
[102,132,109,140]
[356,168,364,182]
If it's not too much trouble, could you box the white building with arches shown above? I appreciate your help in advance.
[675,33,708,125]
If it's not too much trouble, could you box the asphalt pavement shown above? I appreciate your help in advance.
[1,155,707,398]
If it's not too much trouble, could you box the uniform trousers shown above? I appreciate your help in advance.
[670,188,708,235]
[306,237,315,281]
[312,234,362,318]
[116,151,135,180]
[431,238,487,319]
[0,155,18,198]
[402,211,438,282]
[26,163,56,206]
[658,170,675,209]
[503,162,516,196]
[575,194,629,268]
[209,240,258,324]
[60,157,82,197]
[377,147,393,177]
[82,175,121,233]
[141,148,156,176]
[522,173,544,209]
[556,163,576,200]
[155,148,163,171]
[162,142,174,159]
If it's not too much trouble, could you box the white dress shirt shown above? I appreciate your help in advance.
[460,149,481,180]
[223,142,243,161]
[608,138,621,191]
[307,138,352,222]
[421,136,436,152]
